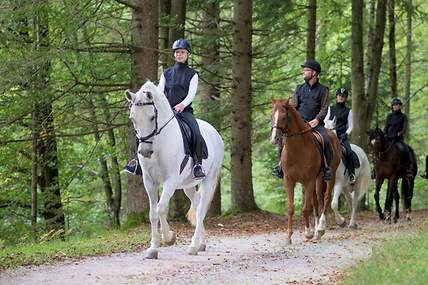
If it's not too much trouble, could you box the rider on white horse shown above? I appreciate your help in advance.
[325,87,356,184]
[125,38,205,179]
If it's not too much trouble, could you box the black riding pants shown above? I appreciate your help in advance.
[176,111,204,165]
[339,135,355,176]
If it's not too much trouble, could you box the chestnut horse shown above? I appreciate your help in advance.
[367,128,417,222]
[270,99,341,244]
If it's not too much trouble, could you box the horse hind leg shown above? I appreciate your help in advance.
[331,183,346,227]
[188,168,220,255]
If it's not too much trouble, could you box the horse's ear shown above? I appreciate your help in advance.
[125,90,135,102]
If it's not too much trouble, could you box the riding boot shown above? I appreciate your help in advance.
[124,136,143,176]
[124,158,143,176]
[421,155,428,179]
[272,142,283,178]
[193,163,205,180]
[272,164,283,178]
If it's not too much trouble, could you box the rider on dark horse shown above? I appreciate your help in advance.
[272,59,333,181]
[125,38,205,179]
[384,98,414,179]
[326,87,356,184]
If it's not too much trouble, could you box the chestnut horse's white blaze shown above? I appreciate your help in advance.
[270,110,280,144]
[125,81,224,259]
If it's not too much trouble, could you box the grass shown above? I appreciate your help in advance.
[342,221,428,285]
[0,227,150,271]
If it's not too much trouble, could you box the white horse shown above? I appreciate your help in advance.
[325,117,370,229]
[125,81,224,259]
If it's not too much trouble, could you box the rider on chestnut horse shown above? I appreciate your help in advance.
[273,59,333,182]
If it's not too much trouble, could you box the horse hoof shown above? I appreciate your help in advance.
[285,239,292,245]
[315,230,325,240]
[379,213,385,220]
[304,232,314,240]
[164,231,176,246]
[145,248,158,259]
[187,246,198,255]
[348,224,358,230]
[406,216,411,222]
[198,244,207,252]
[339,220,347,228]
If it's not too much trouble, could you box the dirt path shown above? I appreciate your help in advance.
[1,210,427,285]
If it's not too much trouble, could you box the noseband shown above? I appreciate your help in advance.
[129,100,175,144]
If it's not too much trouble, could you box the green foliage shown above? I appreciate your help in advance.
[0,227,150,270]
[343,221,428,285]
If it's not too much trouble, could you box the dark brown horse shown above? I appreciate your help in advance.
[270,99,341,244]
[367,128,417,222]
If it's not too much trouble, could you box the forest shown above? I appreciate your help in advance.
[0,0,427,249]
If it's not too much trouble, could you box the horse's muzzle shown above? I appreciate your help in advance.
[139,150,154,158]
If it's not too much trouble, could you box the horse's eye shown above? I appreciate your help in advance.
[150,116,155,121]
[147,92,152,100]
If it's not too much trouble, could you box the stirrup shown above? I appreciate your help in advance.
[193,164,205,180]
[272,164,283,179]
[349,173,356,185]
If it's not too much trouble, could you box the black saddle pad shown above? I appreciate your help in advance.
[341,147,361,169]
[176,116,208,160]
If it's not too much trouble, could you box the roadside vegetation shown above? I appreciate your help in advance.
[343,221,428,285]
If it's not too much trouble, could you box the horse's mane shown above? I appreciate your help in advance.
[283,99,308,130]
[136,80,172,113]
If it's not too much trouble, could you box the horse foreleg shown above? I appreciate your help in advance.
[315,179,330,239]
[331,182,346,227]
[374,178,385,220]
[393,179,400,223]
[384,178,397,223]
[302,181,315,240]
[284,178,296,245]
[347,191,358,229]
[158,181,177,246]
[144,177,161,259]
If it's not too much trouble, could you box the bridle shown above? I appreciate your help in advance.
[129,100,175,144]
[272,109,312,138]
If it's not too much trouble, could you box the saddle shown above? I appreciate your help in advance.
[176,116,208,173]
[312,130,325,158]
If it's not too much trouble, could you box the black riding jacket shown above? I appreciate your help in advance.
[329,102,350,137]
[384,109,408,141]
[292,80,329,124]
[163,62,197,113]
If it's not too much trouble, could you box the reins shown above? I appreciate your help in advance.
[130,101,175,144]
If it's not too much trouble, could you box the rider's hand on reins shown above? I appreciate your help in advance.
[309,119,319,128]
[174,104,185,113]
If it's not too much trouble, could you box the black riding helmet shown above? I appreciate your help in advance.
[172,38,192,53]
[336,87,349,97]
[301,59,321,74]
[391,98,402,106]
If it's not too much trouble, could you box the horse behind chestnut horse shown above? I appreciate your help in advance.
[367,128,417,222]
[270,99,341,244]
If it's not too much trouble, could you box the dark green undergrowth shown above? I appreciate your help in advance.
[342,221,428,285]
[0,227,150,271]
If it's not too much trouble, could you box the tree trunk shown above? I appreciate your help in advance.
[306,0,317,60]
[366,0,387,125]
[31,108,38,240]
[159,0,171,69]
[230,0,257,212]
[167,0,186,66]
[127,0,159,218]
[404,0,413,138]
[388,0,397,99]
[33,4,65,234]
[200,0,221,217]
[165,0,190,221]
[351,0,366,150]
